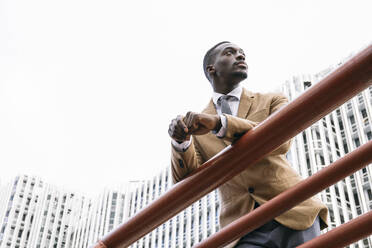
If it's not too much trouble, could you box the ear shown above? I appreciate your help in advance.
[206,65,215,76]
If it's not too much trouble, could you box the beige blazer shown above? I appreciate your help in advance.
[171,88,328,248]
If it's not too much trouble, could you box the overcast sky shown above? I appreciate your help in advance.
[0,0,371,196]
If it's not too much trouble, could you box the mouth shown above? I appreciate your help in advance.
[234,62,247,69]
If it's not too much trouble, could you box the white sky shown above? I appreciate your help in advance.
[0,0,371,196]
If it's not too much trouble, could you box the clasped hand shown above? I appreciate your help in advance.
[168,112,221,143]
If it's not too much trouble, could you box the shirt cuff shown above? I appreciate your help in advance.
[171,137,192,152]
[214,115,227,138]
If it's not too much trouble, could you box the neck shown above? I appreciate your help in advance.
[212,78,241,95]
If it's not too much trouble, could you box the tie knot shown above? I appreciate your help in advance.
[218,95,235,104]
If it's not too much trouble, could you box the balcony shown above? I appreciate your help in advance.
[363,117,369,127]
[351,124,358,133]
[362,173,370,184]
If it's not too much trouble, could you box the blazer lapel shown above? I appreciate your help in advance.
[202,99,217,115]
[237,88,254,119]
[203,88,254,118]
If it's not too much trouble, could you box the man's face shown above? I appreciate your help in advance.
[212,43,248,81]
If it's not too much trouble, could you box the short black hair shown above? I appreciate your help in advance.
[203,41,231,82]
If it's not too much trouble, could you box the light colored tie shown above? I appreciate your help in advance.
[219,95,232,115]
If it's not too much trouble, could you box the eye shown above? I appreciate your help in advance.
[225,51,232,56]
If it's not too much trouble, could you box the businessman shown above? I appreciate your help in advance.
[168,41,328,248]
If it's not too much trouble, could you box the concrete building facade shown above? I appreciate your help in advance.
[0,175,88,248]
[71,169,220,248]
[281,68,372,248]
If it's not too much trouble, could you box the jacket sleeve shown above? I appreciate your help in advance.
[171,138,204,184]
[268,93,292,155]
[222,93,292,156]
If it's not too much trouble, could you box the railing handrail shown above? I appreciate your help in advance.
[297,211,372,248]
[194,140,372,247]
[94,43,372,248]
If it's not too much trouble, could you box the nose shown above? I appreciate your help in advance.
[236,52,245,61]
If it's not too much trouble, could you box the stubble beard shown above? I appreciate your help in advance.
[231,71,248,81]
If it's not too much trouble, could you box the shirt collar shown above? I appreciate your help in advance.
[212,85,243,105]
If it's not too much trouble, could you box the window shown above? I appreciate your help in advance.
[339,121,344,130]
[334,186,340,196]
[302,133,307,143]
[344,192,349,202]
[316,131,321,140]
[354,193,360,205]
[304,81,311,89]
[367,189,372,201]
[354,138,360,147]
[367,131,372,140]
[349,116,355,125]
[357,93,364,104]
[361,109,368,118]
[343,142,349,153]
[334,141,339,149]
[340,214,345,224]
[319,155,325,165]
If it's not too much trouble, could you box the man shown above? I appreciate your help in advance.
[168,41,328,248]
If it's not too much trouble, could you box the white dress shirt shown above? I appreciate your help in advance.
[172,86,243,152]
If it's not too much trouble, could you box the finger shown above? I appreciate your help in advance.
[174,126,189,138]
[168,126,186,140]
[184,112,192,127]
[170,122,189,139]
[169,120,181,137]
[172,131,188,141]
[189,114,200,130]
[185,112,198,131]
[177,115,188,133]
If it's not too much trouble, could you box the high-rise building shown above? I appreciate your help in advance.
[0,172,220,248]
[281,68,372,248]
[0,175,88,248]
[72,169,220,248]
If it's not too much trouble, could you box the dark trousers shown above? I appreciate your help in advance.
[234,202,321,248]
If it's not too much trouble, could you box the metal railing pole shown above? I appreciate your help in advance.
[94,44,372,248]
[297,211,372,248]
[194,140,372,248]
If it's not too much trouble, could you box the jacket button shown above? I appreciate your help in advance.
[248,187,254,193]
[178,159,184,168]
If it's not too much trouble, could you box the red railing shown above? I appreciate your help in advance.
[194,140,372,248]
[93,43,372,248]
[298,211,372,248]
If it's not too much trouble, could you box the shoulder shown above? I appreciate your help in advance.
[243,88,288,103]
[266,92,289,104]
[257,92,288,100]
